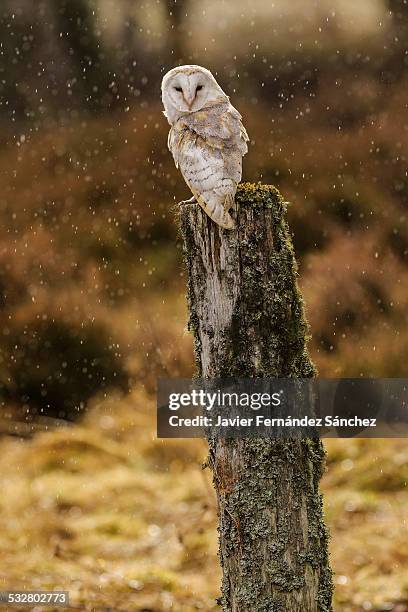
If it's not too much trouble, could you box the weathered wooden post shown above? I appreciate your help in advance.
[179,183,333,611]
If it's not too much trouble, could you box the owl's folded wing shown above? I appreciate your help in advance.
[178,104,249,155]
[169,123,238,188]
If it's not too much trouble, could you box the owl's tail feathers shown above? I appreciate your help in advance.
[196,192,235,230]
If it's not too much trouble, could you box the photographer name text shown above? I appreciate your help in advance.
[168,415,377,428]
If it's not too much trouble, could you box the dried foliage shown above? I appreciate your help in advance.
[0,1,407,609]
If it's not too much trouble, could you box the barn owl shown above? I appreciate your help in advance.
[161,65,249,229]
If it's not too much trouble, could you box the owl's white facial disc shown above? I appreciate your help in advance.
[162,65,228,122]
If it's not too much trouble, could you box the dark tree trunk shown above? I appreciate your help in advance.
[383,0,408,80]
[53,0,119,113]
[179,183,333,611]
[165,0,188,66]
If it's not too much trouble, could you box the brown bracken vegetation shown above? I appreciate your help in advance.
[0,0,407,608]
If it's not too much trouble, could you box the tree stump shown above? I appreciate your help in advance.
[179,183,333,611]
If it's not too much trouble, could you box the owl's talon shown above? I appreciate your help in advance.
[179,196,197,206]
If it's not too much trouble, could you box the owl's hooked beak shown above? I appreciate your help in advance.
[184,94,196,110]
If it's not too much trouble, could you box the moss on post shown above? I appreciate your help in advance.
[179,183,333,611]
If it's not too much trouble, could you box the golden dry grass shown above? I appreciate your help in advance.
[0,391,407,611]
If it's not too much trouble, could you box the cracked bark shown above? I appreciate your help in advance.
[179,183,333,612]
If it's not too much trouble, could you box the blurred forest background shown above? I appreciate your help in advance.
[0,0,407,610]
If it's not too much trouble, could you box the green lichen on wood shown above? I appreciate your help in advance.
[208,437,333,611]
[179,182,333,612]
[180,183,315,379]
[234,182,315,379]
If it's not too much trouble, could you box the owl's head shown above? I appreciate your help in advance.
[161,65,227,122]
